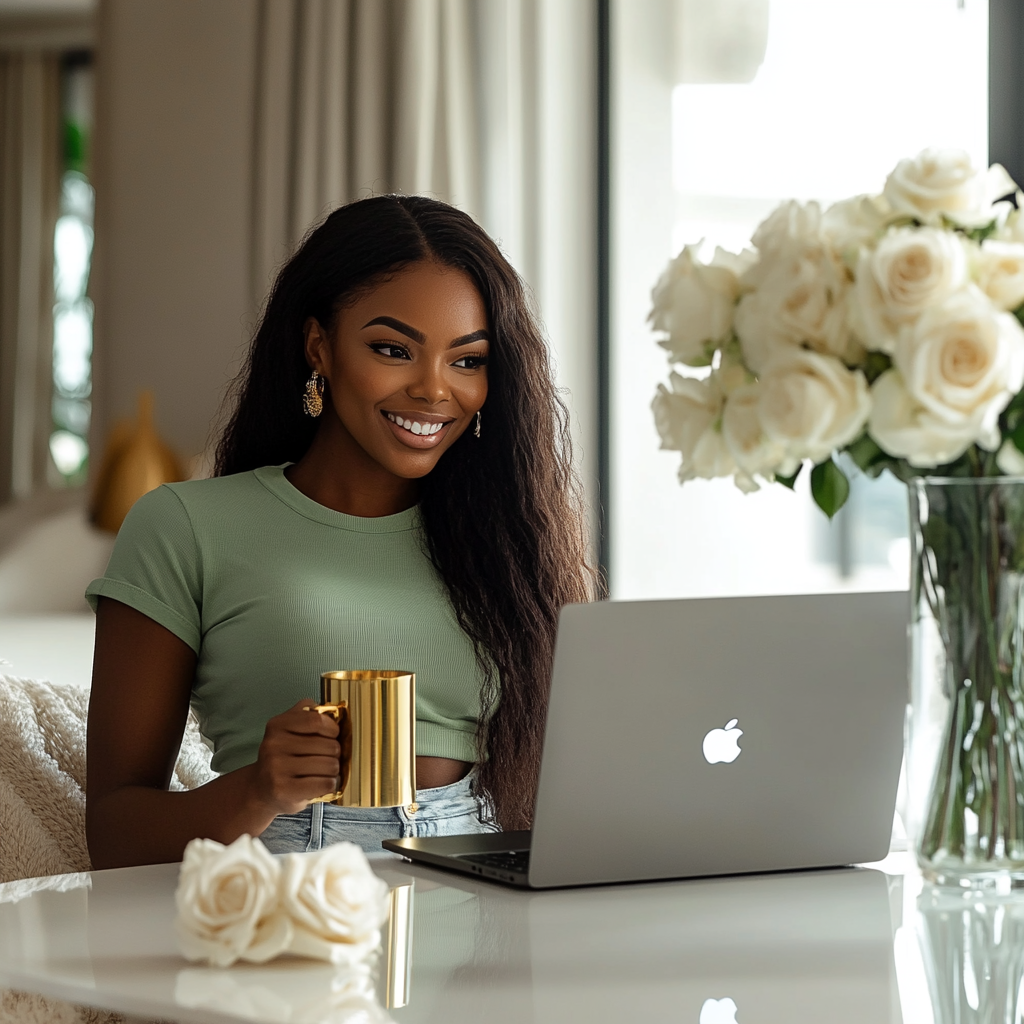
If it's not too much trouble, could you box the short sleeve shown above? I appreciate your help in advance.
[85,485,202,652]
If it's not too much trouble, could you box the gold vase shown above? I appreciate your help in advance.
[91,391,184,533]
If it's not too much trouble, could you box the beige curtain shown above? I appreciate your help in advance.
[251,0,482,310]
[250,0,598,508]
[0,53,60,504]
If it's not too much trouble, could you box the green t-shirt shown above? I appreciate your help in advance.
[85,465,488,773]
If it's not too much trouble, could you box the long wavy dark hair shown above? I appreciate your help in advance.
[215,195,598,829]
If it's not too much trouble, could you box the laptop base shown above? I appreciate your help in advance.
[383,831,533,887]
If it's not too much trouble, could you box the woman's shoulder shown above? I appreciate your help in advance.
[124,466,283,531]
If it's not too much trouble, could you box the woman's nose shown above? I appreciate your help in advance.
[407,359,449,404]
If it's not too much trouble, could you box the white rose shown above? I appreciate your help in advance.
[822,193,890,258]
[734,248,853,373]
[649,243,744,366]
[721,382,787,481]
[869,370,980,467]
[651,372,736,482]
[973,239,1024,312]
[853,227,968,353]
[280,842,389,966]
[893,286,1024,452]
[883,148,1016,228]
[757,349,871,464]
[747,200,824,262]
[175,835,292,968]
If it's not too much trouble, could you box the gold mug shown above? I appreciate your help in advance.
[308,670,416,808]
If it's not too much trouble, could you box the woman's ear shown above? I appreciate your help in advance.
[303,318,330,374]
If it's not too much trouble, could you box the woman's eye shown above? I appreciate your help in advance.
[453,354,488,370]
[370,342,411,360]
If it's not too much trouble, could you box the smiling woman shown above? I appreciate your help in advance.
[83,196,598,868]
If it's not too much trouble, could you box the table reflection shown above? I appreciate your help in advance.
[917,885,1024,1024]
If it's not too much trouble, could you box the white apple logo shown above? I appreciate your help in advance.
[699,997,738,1024]
[702,719,743,764]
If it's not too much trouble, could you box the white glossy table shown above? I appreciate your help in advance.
[0,851,1017,1024]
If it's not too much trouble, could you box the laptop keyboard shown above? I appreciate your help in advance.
[459,849,531,874]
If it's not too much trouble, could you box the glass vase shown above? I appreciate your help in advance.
[907,477,1024,888]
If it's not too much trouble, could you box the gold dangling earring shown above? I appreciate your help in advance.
[474,410,482,439]
[303,371,325,418]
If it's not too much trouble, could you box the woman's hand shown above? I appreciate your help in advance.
[249,700,342,815]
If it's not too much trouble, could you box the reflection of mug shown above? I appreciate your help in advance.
[308,670,416,809]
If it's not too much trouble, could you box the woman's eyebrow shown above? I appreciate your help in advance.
[362,316,489,349]
[362,316,425,343]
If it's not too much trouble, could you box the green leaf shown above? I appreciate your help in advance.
[775,464,803,490]
[810,458,850,519]
[846,433,885,473]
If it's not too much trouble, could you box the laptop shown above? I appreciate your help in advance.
[383,591,908,888]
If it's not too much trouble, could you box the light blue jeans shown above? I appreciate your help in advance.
[257,773,496,855]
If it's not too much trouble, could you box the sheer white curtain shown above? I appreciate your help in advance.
[0,52,60,504]
[250,0,598,504]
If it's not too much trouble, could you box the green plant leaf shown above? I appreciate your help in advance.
[846,433,885,473]
[810,458,850,519]
[775,464,803,490]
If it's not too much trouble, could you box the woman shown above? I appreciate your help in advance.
[85,195,597,868]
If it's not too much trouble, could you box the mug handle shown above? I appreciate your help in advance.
[304,702,353,802]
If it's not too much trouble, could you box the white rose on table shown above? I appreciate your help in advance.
[853,227,968,354]
[973,239,1024,312]
[734,246,854,374]
[890,285,1024,454]
[648,243,751,365]
[883,148,1016,228]
[721,382,788,488]
[175,835,292,968]
[280,842,389,966]
[652,371,736,482]
[757,348,871,465]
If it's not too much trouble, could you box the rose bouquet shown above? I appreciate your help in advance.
[650,148,1024,513]
[649,148,1024,883]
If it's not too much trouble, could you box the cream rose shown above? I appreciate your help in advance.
[892,285,1024,452]
[651,372,735,482]
[757,349,871,465]
[734,248,853,373]
[747,199,824,261]
[648,243,747,366]
[280,842,389,966]
[853,227,968,354]
[822,193,889,258]
[721,382,787,484]
[883,148,1016,228]
[869,370,980,467]
[175,835,292,968]
[974,239,1024,312]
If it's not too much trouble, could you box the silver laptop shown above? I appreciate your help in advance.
[383,591,908,888]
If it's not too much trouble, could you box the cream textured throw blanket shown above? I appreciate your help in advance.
[0,673,216,1023]
[0,672,217,882]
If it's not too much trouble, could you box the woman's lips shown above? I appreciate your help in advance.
[382,411,453,449]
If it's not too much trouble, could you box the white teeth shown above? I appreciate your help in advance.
[387,413,446,437]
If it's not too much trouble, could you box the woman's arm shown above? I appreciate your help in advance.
[86,598,341,869]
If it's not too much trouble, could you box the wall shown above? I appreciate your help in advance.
[91,0,258,467]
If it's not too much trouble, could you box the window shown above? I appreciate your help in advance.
[609,0,989,599]
[49,52,93,485]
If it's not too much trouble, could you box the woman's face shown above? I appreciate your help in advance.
[305,260,490,480]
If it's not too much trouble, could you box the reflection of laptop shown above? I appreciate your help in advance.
[527,868,900,1024]
[384,592,907,889]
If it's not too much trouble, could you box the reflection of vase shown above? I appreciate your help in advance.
[907,478,1024,887]
[917,885,1024,1023]
[90,390,183,533]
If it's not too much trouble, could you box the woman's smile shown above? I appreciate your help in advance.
[382,410,454,447]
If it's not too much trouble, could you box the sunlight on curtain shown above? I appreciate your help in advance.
[611,0,989,600]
